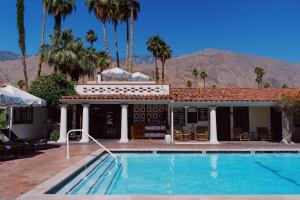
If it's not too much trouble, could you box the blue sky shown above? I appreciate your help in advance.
[1,0,300,62]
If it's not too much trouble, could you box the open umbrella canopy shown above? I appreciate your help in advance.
[0,85,46,106]
[131,72,150,81]
[101,67,131,81]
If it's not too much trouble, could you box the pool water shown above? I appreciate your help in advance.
[56,152,300,195]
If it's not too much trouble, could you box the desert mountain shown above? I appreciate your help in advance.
[0,49,300,88]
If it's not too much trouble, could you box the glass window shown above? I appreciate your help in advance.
[198,108,208,121]
[294,108,300,127]
[13,107,33,124]
[187,107,197,123]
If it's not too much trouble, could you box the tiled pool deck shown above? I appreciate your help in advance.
[2,140,300,200]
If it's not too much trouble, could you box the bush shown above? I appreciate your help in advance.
[0,110,7,128]
[29,73,76,106]
[49,130,60,142]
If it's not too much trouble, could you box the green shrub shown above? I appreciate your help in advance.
[49,130,60,142]
[0,110,7,128]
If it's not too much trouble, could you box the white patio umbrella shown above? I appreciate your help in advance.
[0,85,46,106]
[101,67,131,81]
[131,72,150,81]
[0,84,46,140]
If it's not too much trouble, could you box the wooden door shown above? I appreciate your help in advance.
[233,107,249,132]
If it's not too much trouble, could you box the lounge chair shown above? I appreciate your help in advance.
[257,127,271,141]
[234,127,250,141]
[195,126,208,141]
[0,143,23,160]
[174,128,191,141]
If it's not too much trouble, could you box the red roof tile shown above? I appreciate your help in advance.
[60,88,300,102]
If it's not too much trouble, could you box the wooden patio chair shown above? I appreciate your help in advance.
[195,126,208,141]
[174,128,191,141]
[257,127,271,141]
[234,127,250,141]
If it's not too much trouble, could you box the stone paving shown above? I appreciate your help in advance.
[2,140,300,200]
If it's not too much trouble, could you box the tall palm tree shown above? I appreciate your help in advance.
[86,0,111,66]
[85,29,98,47]
[118,0,130,70]
[41,29,86,81]
[159,43,172,84]
[147,35,162,83]
[17,0,29,91]
[254,66,265,88]
[45,0,76,34]
[109,0,121,68]
[192,69,199,80]
[37,0,47,77]
[129,0,140,72]
[199,71,208,88]
[186,80,192,88]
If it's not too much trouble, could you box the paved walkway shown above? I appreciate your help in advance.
[2,140,300,200]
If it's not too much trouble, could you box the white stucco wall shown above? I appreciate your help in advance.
[10,107,47,139]
[249,107,271,134]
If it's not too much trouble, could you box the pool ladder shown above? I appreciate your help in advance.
[66,129,118,167]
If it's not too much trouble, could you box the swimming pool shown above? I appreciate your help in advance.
[54,152,300,195]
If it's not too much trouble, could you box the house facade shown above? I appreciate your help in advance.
[58,82,300,143]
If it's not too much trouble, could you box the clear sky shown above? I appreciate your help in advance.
[1,0,300,62]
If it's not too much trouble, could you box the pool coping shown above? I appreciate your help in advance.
[17,148,300,200]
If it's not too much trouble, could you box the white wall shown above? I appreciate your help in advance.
[249,107,271,135]
[10,107,47,139]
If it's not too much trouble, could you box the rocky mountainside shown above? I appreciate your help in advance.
[1,49,300,88]
[0,51,20,62]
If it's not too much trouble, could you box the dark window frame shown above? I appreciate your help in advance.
[294,108,300,127]
[197,108,208,121]
[13,107,33,124]
[187,107,197,123]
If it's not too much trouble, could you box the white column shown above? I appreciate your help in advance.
[282,111,290,142]
[120,105,129,143]
[58,104,68,143]
[209,107,219,144]
[80,104,90,143]
[230,107,234,140]
[171,106,174,143]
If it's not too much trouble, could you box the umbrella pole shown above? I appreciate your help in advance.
[8,106,13,141]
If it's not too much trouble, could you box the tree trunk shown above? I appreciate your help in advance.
[155,57,159,83]
[37,0,46,77]
[114,22,120,68]
[54,14,61,34]
[102,22,111,66]
[162,60,165,84]
[129,0,134,73]
[22,54,29,91]
[203,79,206,88]
[125,19,129,71]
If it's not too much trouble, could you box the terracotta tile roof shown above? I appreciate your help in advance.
[60,88,300,102]
[61,94,171,100]
[170,88,300,102]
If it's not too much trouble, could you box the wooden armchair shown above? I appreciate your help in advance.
[174,128,191,141]
[257,127,271,141]
[234,127,250,141]
[195,126,208,141]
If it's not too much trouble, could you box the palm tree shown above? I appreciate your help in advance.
[159,43,172,84]
[96,51,109,80]
[254,66,265,88]
[17,80,25,89]
[108,0,121,68]
[186,80,192,88]
[129,0,140,72]
[199,71,208,88]
[192,69,199,79]
[118,0,130,70]
[45,0,76,34]
[263,82,271,88]
[41,29,86,81]
[37,0,47,77]
[17,0,29,91]
[82,47,98,81]
[86,0,111,66]
[282,84,288,88]
[147,35,163,83]
[85,29,98,47]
